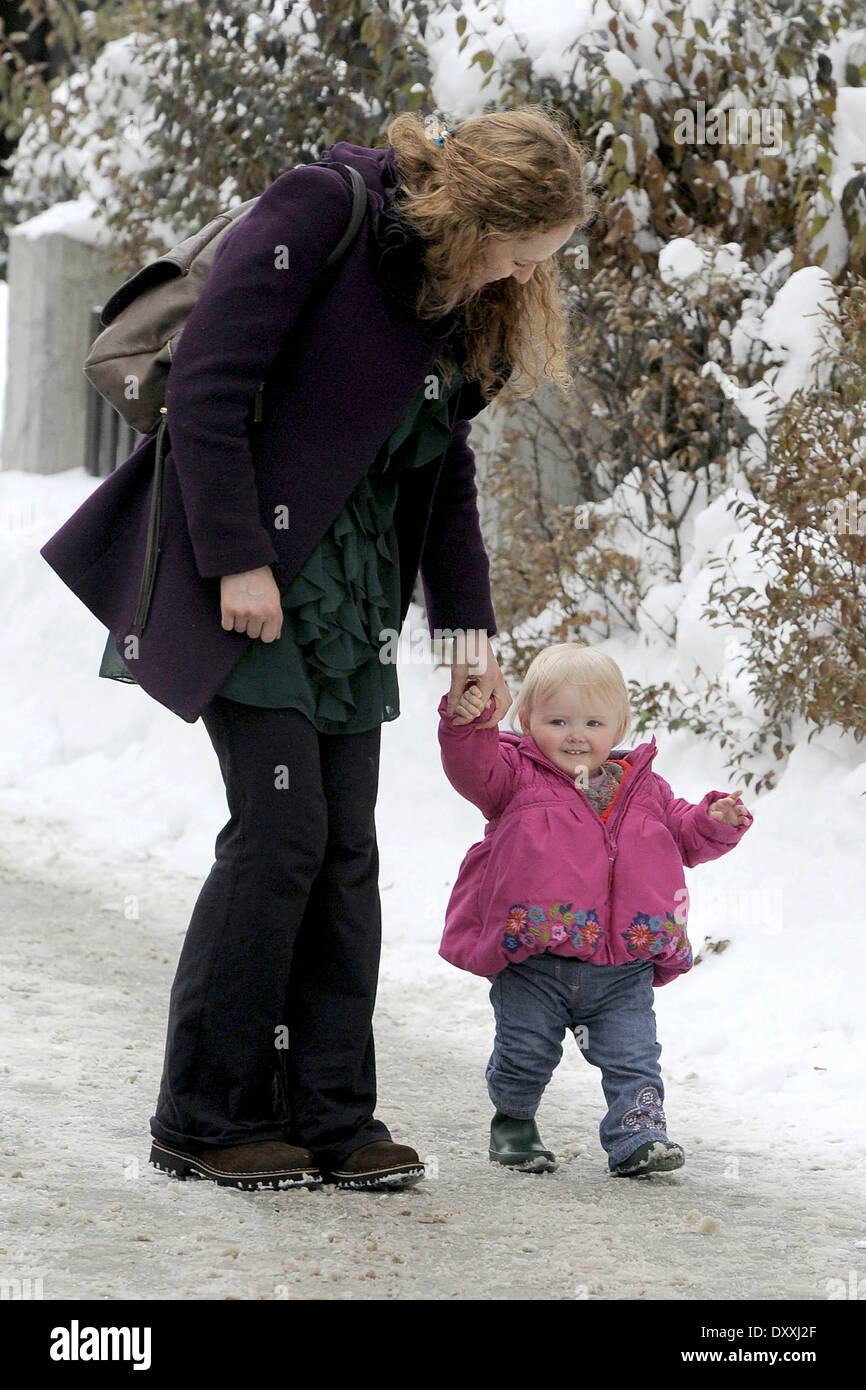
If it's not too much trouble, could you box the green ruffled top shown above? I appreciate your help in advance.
[99,369,463,733]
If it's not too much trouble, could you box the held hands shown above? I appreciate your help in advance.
[447,632,512,728]
[708,789,751,827]
[452,680,488,722]
[220,566,283,641]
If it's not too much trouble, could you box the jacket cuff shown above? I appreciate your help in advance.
[652,960,682,987]
[422,586,498,640]
[437,690,498,736]
[194,538,280,581]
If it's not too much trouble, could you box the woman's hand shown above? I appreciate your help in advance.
[708,789,751,827]
[447,631,512,728]
[220,566,283,641]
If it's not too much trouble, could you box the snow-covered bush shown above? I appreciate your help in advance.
[486,239,766,647]
[470,0,866,276]
[474,0,866,783]
[0,0,132,276]
[3,0,437,276]
[705,278,866,751]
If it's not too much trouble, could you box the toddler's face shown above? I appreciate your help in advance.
[522,686,620,778]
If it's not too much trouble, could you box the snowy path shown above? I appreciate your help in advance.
[1,810,863,1303]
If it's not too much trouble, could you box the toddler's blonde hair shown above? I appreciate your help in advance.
[509,643,632,745]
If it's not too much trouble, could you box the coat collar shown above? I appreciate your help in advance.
[318,141,512,415]
[318,141,455,330]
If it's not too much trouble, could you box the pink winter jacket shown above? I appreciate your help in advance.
[437,693,753,985]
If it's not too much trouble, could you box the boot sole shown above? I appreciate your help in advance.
[327,1163,426,1191]
[612,1143,685,1177]
[149,1140,322,1191]
[489,1150,557,1173]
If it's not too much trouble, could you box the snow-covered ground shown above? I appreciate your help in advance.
[2,812,865,1303]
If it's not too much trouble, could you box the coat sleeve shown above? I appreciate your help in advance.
[419,416,498,637]
[164,164,356,580]
[653,774,753,867]
[437,692,519,820]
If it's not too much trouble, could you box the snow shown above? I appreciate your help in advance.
[422,0,603,113]
[0,460,864,1120]
[734,267,839,426]
[831,87,866,171]
[700,358,742,401]
[1,32,171,242]
[659,237,707,284]
[753,266,839,398]
[0,279,7,451]
[4,821,862,1302]
[603,49,656,93]
[1,0,866,1304]
[7,196,112,247]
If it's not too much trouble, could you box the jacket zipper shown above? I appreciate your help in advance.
[606,831,618,905]
[599,772,642,902]
[526,750,647,909]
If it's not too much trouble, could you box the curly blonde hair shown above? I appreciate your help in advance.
[384,105,594,403]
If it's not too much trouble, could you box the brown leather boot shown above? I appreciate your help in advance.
[149,1138,322,1190]
[327,1141,425,1190]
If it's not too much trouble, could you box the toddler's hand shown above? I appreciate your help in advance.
[450,680,488,723]
[708,789,751,827]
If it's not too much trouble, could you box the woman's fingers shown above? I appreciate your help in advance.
[220,567,283,639]
[474,689,509,728]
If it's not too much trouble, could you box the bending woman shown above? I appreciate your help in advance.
[123,106,589,1190]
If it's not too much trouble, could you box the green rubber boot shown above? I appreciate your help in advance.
[489,1111,557,1172]
[611,1139,685,1176]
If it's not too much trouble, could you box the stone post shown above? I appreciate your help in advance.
[1,198,119,474]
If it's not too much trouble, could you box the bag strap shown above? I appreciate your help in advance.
[322,164,368,269]
[132,162,368,634]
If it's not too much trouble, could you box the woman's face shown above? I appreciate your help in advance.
[472,220,578,287]
[522,684,620,778]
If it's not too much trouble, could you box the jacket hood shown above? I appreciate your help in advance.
[319,139,398,197]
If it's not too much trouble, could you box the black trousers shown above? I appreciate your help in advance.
[150,695,391,1167]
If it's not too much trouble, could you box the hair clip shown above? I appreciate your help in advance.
[434,125,456,146]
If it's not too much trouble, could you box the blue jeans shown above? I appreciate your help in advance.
[486,954,670,1169]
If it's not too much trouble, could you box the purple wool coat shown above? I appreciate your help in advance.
[40,142,506,722]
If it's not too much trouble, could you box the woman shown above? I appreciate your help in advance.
[46,105,592,1191]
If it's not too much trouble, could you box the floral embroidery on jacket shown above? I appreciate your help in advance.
[502,903,604,954]
[622,911,693,967]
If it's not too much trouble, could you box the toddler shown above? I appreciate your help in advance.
[437,643,752,1176]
